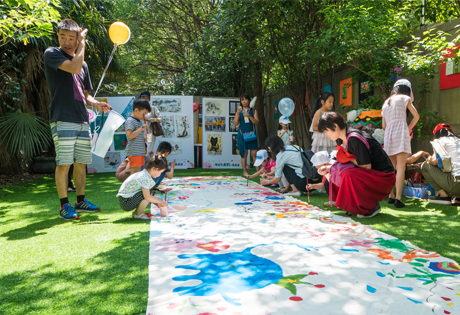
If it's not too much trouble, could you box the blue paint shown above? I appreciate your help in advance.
[172,242,318,305]
[366,285,376,293]
[397,286,413,291]
[337,260,348,265]
[378,261,390,265]
[234,202,253,205]
[417,278,430,282]
[340,249,359,252]
[376,272,386,277]
[173,248,282,306]
[265,196,285,200]
[407,298,422,304]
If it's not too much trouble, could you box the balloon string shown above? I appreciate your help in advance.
[91,44,118,137]
[93,44,118,99]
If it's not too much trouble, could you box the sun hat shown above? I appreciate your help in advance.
[254,149,269,167]
[393,79,414,102]
[310,151,331,167]
[433,123,452,136]
[279,116,291,125]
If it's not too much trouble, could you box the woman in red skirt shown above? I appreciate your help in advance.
[315,112,396,218]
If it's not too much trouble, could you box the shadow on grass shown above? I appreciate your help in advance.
[0,231,150,315]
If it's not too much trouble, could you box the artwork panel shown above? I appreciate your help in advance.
[204,99,226,116]
[229,101,239,116]
[169,140,182,155]
[175,115,191,138]
[207,134,222,155]
[161,115,176,138]
[204,116,226,132]
[152,98,182,113]
[229,117,238,133]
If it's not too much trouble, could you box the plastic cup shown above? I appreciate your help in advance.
[159,206,168,217]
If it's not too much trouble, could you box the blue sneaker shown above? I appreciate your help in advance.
[60,203,79,220]
[74,198,101,213]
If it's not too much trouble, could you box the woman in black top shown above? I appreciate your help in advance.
[316,112,396,218]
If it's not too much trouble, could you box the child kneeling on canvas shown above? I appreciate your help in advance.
[150,141,176,192]
[306,151,335,206]
[248,149,276,183]
[117,155,168,219]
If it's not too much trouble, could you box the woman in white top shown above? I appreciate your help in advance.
[421,124,460,205]
[260,135,321,197]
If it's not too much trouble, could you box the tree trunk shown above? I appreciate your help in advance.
[253,60,267,146]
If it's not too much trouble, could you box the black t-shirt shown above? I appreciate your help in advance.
[44,47,93,123]
[338,128,394,173]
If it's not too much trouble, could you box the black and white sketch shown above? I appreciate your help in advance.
[175,115,190,138]
[152,98,182,113]
[161,115,175,138]
[204,99,226,116]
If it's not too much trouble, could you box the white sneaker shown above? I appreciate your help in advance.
[286,191,301,197]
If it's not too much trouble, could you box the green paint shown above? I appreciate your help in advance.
[414,258,429,263]
[387,266,455,285]
[274,274,312,295]
[409,262,425,267]
[374,238,414,253]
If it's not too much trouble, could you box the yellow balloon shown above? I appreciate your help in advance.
[109,22,130,45]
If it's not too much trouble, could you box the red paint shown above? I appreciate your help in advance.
[217,307,226,311]
[447,287,453,290]
[289,296,303,301]
[199,313,218,315]
[441,297,452,301]
[314,284,325,288]
[309,272,318,275]
[444,311,451,314]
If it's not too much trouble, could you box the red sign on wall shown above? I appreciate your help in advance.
[440,44,460,90]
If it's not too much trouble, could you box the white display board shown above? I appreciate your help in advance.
[149,95,195,169]
[202,98,244,169]
[87,95,194,173]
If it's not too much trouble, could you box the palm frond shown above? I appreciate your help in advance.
[0,111,53,161]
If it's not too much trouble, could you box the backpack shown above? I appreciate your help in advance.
[285,146,321,181]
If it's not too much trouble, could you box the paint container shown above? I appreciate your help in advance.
[160,206,168,217]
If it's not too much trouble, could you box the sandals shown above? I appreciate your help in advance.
[132,212,151,220]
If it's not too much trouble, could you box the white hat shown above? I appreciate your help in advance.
[254,149,269,167]
[311,151,331,167]
[393,79,414,102]
[279,116,291,125]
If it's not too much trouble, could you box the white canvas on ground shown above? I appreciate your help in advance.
[147,176,460,315]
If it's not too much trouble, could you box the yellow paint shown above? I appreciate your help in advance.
[446,303,453,306]
[190,209,219,213]
[275,214,285,218]
[287,279,297,283]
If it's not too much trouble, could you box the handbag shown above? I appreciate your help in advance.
[150,106,164,137]
[152,122,164,137]
[330,132,370,187]
[239,109,256,142]
[430,139,452,172]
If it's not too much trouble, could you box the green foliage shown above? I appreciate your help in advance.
[416,108,445,139]
[0,0,60,45]
[0,110,53,161]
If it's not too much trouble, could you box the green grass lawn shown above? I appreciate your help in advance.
[0,169,458,314]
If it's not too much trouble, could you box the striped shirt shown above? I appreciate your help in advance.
[125,116,145,157]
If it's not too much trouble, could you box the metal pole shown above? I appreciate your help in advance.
[421,0,425,27]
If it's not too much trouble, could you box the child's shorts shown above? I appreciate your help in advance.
[128,155,145,168]
[118,188,156,211]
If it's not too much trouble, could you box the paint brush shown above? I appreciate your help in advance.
[164,189,168,201]
[246,175,249,186]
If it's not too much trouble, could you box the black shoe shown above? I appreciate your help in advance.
[388,198,395,204]
[357,203,381,218]
[394,199,405,208]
